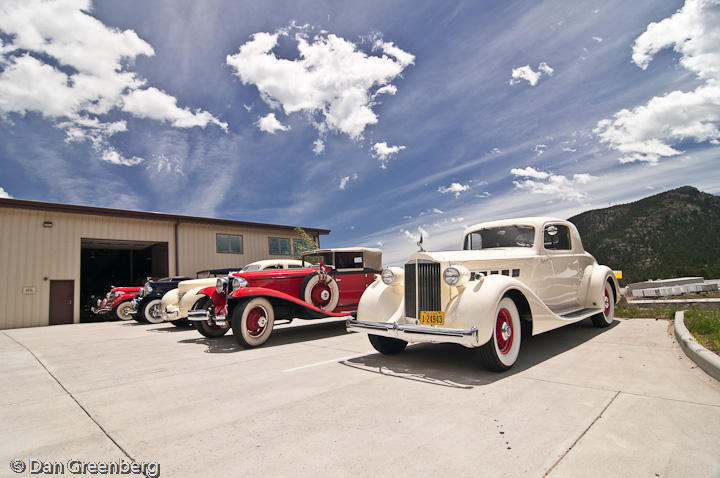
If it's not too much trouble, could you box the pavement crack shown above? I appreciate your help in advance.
[543,390,621,477]
[3,332,145,474]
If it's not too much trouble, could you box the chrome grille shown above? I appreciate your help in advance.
[404,260,441,318]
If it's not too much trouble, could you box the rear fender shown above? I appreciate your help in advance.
[586,265,620,307]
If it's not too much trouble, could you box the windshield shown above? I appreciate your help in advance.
[302,252,333,266]
[463,226,535,250]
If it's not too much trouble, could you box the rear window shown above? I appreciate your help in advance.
[463,226,535,250]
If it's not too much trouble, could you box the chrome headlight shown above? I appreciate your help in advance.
[216,277,228,294]
[231,276,248,291]
[381,267,404,286]
[443,265,471,287]
[146,285,153,293]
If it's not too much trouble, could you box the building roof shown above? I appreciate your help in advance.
[0,198,330,235]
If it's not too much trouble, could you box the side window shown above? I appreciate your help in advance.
[217,234,243,254]
[268,237,291,255]
[544,225,571,251]
[335,252,363,269]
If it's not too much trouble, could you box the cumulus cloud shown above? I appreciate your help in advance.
[226,24,413,152]
[256,113,290,134]
[312,139,325,154]
[101,147,143,166]
[511,167,595,200]
[509,62,554,86]
[339,173,358,190]
[371,141,406,168]
[595,0,720,164]
[402,226,428,243]
[0,187,12,199]
[437,182,470,197]
[122,88,227,131]
[0,0,226,166]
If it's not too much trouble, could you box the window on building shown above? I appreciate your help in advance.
[269,237,291,255]
[293,238,313,254]
[216,234,244,254]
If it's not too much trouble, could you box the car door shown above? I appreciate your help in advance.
[542,223,582,310]
[333,251,368,309]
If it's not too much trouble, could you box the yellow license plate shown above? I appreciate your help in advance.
[419,311,444,326]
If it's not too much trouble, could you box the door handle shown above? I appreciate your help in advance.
[540,257,549,263]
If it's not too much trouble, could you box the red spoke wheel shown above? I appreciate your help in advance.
[232,297,275,348]
[301,273,340,311]
[592,281,615,327]
[478,297,521,372]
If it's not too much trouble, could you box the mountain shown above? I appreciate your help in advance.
[569,186,720,284]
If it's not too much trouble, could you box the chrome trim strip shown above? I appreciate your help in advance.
[347,318,479,346]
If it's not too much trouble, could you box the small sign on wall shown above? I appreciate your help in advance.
[22,286,36,295]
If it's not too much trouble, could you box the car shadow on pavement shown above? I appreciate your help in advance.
[145,324,195,333]
[342,319,619,388]
[177,320,349,353]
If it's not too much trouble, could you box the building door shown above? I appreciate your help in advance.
[49,280,74,325]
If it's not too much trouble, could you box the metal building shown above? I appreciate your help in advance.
[0,198,329,329]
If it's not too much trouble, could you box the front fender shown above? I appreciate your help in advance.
[357,278,405,324]
[586,265,620,307]
[178,286,207,317]
[161,288,179,321]
[110,293,136,309]
[228,287,350,319]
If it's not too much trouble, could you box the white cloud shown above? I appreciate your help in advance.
[313,138,325,154]
[437,182,470,197]
[509,62,554,86]
[476,191,491,198]
[339,173,358,190]
[101,147,144,166]
[534,144,547,155]
[373,84,398,98]
[595,0,720,164]
[593,36,603,43]
[0,186,12,199]
[256,113,290,134]
[511,167,596,201]
[509,166,550,179]
[371,141,406,168]
[0,0,225,166]
[402,226,428,243]
[122,87,227,131]
[226,25,414,150]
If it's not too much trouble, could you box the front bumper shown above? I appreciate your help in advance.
[346,318,479,347]
[91,305,112,314]
[187,309,229,327]
[163,307,178,321]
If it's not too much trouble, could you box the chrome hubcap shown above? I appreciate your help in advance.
[258,316,267,328]
[320,290,330,301]
[501,322,512,341]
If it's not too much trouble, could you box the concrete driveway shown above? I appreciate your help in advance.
[1,317,719,477]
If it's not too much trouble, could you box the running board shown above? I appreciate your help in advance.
[557,307,603,320]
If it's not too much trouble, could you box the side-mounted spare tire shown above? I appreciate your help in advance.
[300,272,340,311]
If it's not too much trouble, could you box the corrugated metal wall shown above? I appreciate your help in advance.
[0,206,318,330]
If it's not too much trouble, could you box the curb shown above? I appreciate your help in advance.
[674,311,720,382]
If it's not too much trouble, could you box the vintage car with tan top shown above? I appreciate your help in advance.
[347,217,619,371]
[161,260,304,326]
[188,248,382,346]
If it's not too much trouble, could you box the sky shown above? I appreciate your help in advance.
[1,0,719,265]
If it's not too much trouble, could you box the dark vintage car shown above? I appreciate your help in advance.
[187,248,382,347]
[91,286,143,321]
[129,276,192,323]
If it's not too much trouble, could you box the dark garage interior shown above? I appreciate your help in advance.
[80,239,169,322]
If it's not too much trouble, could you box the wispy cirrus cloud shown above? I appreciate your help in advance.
[0,0,226,166]
[594,0,720,164]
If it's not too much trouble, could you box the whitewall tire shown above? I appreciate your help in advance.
[232,297,275,348]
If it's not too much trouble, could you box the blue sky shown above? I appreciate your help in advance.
[1,0,719,264]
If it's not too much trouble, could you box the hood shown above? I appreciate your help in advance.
[178,278,217,293]
[232,267,317,281]
[111,286,142,293]
[407,248,538,264]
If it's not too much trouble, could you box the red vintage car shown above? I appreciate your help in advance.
[187,248,382,347]
[91,286,143,321]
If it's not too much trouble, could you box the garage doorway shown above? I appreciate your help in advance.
[80,239,168,322]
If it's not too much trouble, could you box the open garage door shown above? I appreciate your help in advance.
[80,239,168,322]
